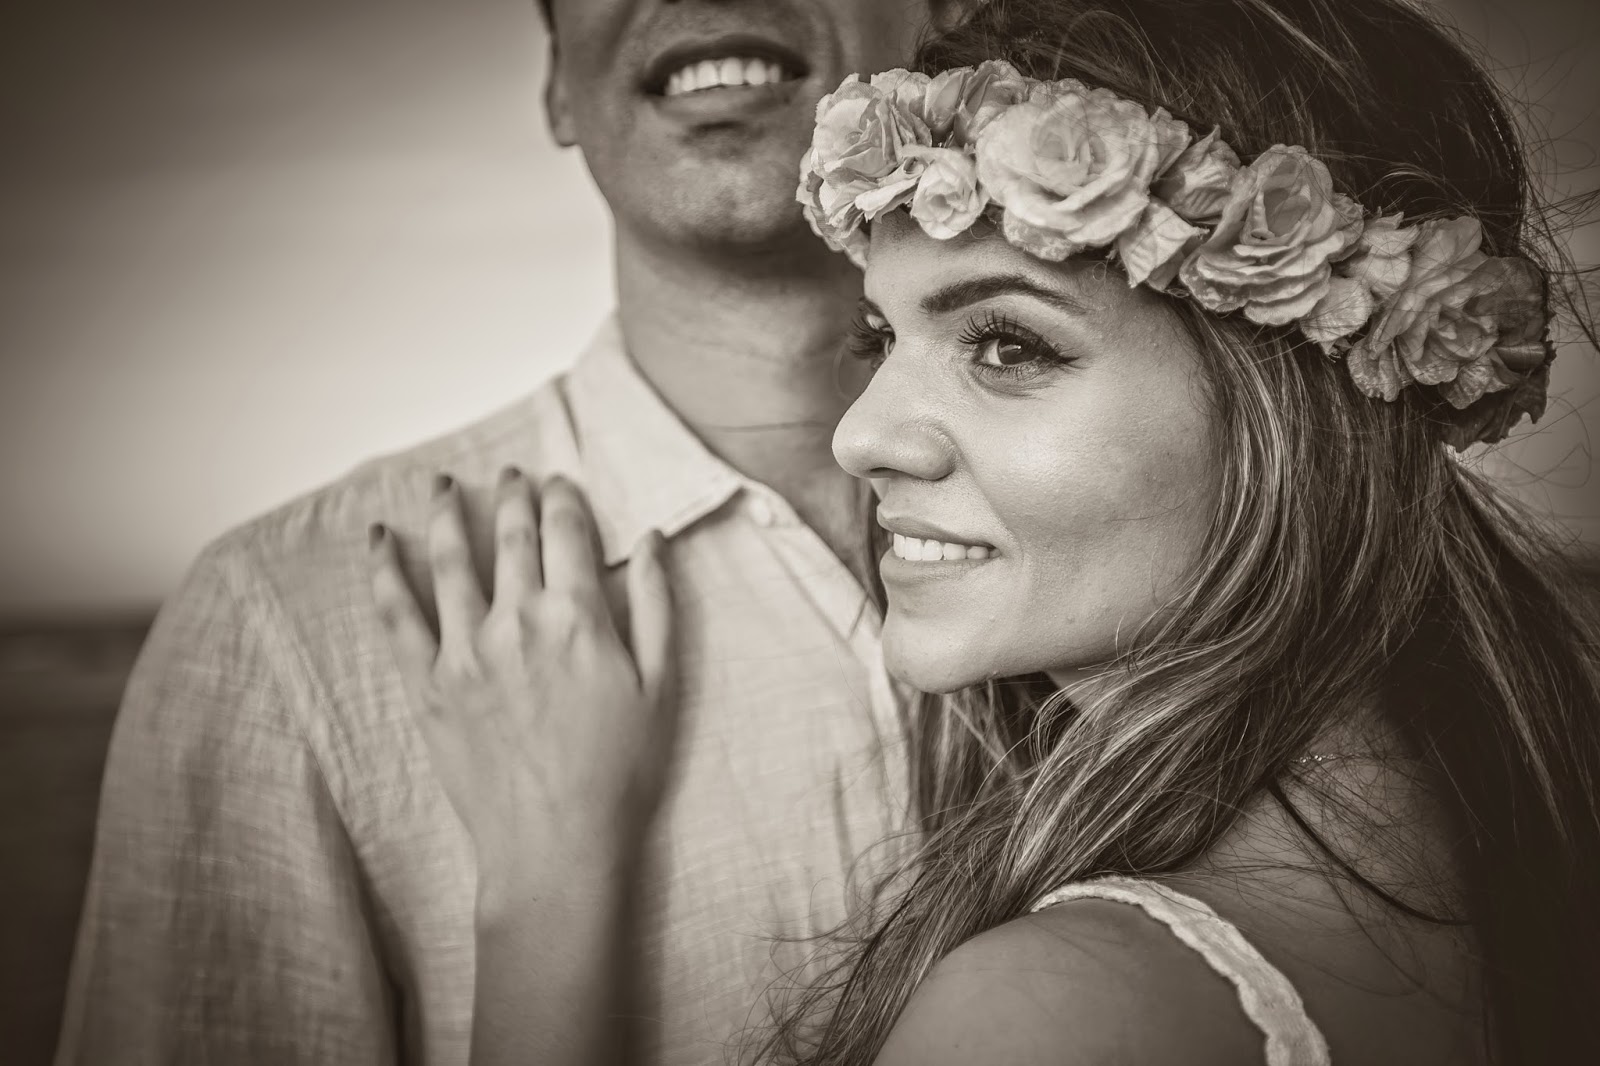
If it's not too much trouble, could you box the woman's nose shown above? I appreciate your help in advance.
[832,356,954,484]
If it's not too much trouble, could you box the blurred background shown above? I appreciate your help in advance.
[0,0,1595,1061]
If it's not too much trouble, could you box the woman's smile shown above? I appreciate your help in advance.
[879,511,996,563]
[887,534,993,562]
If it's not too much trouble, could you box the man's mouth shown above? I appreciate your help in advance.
[642,35,810,99]
[663,57,799,97]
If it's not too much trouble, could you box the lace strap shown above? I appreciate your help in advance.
[1031,876,1331,1066]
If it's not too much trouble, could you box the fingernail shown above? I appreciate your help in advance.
[499,465,523,484]
[432,473,454,496]
[368,522,387,548]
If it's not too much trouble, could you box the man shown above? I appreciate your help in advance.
[57,1,964,1063]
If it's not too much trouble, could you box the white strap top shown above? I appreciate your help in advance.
[1030,876,1332,1065]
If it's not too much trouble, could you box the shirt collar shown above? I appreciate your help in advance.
[561,316,744,567]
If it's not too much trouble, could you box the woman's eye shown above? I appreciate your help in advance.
[959,311,1075,380]
[847,311,895,368]
[974,336,1035,367]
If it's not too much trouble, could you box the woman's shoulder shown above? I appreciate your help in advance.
[871,885,1270,1066]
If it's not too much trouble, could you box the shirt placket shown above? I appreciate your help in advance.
[738,485,911,833]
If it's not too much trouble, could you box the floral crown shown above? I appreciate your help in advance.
[796,61,1555,449]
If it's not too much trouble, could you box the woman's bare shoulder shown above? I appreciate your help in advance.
[871,895,1264,1066]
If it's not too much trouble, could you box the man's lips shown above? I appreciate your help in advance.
[640,33,810,96]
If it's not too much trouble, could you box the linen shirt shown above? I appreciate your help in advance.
[56,319,910,1066]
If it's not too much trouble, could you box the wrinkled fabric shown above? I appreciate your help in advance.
[57,318,909,1066]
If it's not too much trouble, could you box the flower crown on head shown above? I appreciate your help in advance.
[796,61,1556,449]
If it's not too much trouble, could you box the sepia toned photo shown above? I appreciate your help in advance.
[2,1,1597,1063]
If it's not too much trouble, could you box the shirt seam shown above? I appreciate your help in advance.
[211,540,367,839]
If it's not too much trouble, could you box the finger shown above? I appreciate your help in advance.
[428,474,488,652]
[492,466,541,607]
[627,530,676,705]
[539,475,604,600]
[368,522,438,700]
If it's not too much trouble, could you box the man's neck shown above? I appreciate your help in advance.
[615,232,876,584]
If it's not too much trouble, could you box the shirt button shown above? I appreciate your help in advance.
[747,495,776,527]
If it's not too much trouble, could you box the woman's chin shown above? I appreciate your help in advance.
[881,636,988,695]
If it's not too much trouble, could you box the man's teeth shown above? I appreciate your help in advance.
[665,58,791,96]
[891,533,993,562]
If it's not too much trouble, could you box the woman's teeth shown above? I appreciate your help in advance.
[891,533,992,562]
[665,58,792,96]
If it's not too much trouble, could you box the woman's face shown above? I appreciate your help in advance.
[833,214,1223,692]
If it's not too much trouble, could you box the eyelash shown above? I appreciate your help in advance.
[847,311,893,368]
[846,309,1076,380]
[957,310,1076,380]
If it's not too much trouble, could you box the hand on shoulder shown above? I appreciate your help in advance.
[873,896,1265,1066]
[368,468,679,921]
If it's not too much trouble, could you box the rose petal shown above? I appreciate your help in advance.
[1242,264,1337,326]
[1146,107,1194,183]
[1463,255,1549,369]
[1346,214,1418,298]
[1346,341,1412,401]
[1438,356,1508,409]
[1000,212,1083,261]
[977,86,1170,257]
[1152,127,1241,222]
[1406,312,1495,385]
[1116,199,1202,288]
[1441,358,1551,448]
[1303,275,1376,349]
[905,145,986,239]
[919,67,972,142]
[954,60,1030,142]
[870,68,933,114]
[1181,146,1363,324]
[854,166,924,217]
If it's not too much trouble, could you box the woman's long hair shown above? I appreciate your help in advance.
[756,1,1600,1062]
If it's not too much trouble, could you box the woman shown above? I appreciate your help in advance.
[369,0,1600,1062]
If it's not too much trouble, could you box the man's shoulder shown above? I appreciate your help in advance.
[221,376,574,573]
[173,374,580,653]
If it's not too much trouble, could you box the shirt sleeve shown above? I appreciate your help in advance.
[54,543,399,1066]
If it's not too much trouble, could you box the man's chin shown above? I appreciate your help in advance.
[599,129,820,236]
[624,184,829,255]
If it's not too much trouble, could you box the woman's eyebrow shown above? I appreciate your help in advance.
[919,273,1092,316]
